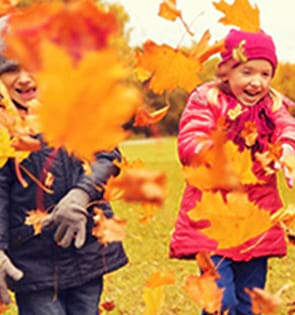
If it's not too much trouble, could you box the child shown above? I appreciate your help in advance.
[0,57,128,315]
[170,29,295,315]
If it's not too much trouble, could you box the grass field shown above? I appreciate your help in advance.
[5,137,295,315]
[101,137,295,315]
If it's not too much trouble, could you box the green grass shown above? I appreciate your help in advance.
[5,137,295,314]
[101,137,295,315]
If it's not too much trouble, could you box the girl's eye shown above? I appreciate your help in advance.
[262,72,271,78]
[242,69,251,75]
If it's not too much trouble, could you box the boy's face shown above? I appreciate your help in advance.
[0,67,37,109]
[226,59,273,106]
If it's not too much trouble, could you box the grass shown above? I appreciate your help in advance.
[5,137,295,314]
[101,137,295,315]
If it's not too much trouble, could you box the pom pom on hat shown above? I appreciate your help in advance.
[219,29,278,73]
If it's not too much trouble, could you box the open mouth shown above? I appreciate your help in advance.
[15,87,37,101]
[243,89,261,97]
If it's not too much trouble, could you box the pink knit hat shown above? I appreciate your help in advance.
[219,29,278,73]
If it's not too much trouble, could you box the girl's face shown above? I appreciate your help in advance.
[226,59,273,106]
[0,68,37,109]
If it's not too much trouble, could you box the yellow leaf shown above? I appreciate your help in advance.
[188,192,273,249]
[136,40,201,94]
[143,286,165,315]
[158,0,181,21]
[213,0,260,32]
[134,105,169,127]
[25,209,48,235]
[34,42,141,161]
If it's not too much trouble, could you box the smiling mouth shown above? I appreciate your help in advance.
[15,87,37,94]
[244,90,261,97]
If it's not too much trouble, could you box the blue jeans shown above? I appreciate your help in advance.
[202,256,267,315]
[16,277,103,315]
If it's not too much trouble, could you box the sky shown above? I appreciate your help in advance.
[105,0,295,63]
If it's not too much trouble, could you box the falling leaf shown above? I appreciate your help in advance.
[213,0,260,32]
[136,40,201,94]
[196,252,220,278]
[240,121,258,147]
[33,42,140,161]
[25,209,48,235]
[188,192,273,249]
[3,0,119,70]
[103,168,166,206]
[255,143,283,175]
[185,273,224,314]
[92,208,126,245]
[139,203,159,224]
[134,105,169,127]
[158,0,181,21]
[146,270,175,288]
[245,287,281,315]
[0,0,18,17]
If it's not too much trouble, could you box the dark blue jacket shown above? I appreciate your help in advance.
[0,142,128,292]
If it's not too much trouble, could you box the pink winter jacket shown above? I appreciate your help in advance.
[169,82,295,261]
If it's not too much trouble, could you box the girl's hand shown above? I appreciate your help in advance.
[274,144,294,188]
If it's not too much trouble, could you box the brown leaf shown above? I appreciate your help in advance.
[213,0,260,32]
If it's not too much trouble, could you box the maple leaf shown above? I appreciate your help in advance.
[145,270,175,288]
[134,105,169,127]
[255,143,283,175]
[213,0,260,32]
[245,287,282,315]
[3,0,119,70]
[92,208,126,245]
[135,40,202,94]
[196,252,220,278]
[103,168,166,206]
[25,209,48,235]
[185,273,224,314]
[158,0,193,36]
[184,136,258,191]
[33,42,140,161]
[240,121,258,147]
[188,192,273,249]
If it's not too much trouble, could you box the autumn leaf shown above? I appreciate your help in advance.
[0,0,18,17]
[184,137,258,191]
[245,287,282,315]
[240,121,258,147]
[134,105,169,127]
[103,168,166,206]
[196,252,220,278]
[25,209,48,235]
[255,143,283,175]
[135,40,202,94]
[188,192,273,249]
[158,0,193,35]
[145,270,175,288]
[3,0,119,70]
[213,0,260,32]
[100,300,115,312]
[139,203,159,224]
[185,273,224,314]
[33,42,140,161]
[92,208,126,245]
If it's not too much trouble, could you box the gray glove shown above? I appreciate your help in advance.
[42,188,90,248]
[0,250,23,304]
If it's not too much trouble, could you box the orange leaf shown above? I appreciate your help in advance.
[196,252,220,278]
[92,208,126,245]
[185,273,224,314]
[213,0,260,32]
[0,0,18,16]
[136,40,201,94]
[255,143,283,175]
[33,42,140,161]
[245,287,281,315]
[4,0,119,70]
[188,192,273,249]
[104,168,166,206]
[134,105,169,127]
[158,0,181,21]
[145,270,175,288]
[139,203,159,224]
[25,209,48,235]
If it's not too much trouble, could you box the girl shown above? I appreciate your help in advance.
[170,29,295,315]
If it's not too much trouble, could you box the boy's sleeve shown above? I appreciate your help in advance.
[178,88,219,165]
[74,148,121,201]
[0,163,12,250]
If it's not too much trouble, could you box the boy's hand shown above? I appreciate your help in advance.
[0,251,23,304]
[42,189,90,248]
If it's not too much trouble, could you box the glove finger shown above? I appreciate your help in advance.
[54,223,68,243]
[74,223,86,249]
[58,227,76,248]
[0,281,10,304]
[5,260,23,281]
